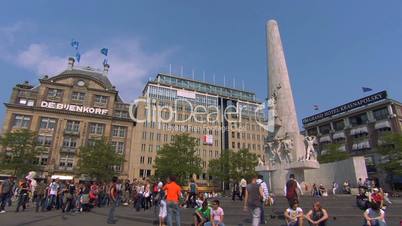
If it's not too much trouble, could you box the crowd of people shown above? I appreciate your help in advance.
[0,173,394,226]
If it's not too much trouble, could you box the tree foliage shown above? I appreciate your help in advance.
[78,138,125,182]
[0,129,42,178]
[208,149,258,186]
[154,133,202,185]
[377,132,402,176]
[318,143,350,164]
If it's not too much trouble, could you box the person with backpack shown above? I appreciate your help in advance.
[243,175,264,226]
[284,174,303,206]
[187,179,198,208]
[107,176,120,224]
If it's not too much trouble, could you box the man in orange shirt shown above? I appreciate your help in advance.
[163,176,182,226]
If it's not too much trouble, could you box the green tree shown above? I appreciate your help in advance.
[0,129,42,178]
[208,149,258,188]
[318,143,350,164]
[377,132,402,188]
[208,149,232,187]
[154,133,202,185]
[78,138,125,182]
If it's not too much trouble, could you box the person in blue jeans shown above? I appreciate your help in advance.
[107,176,120,224]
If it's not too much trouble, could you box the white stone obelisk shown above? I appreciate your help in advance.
[262,20,319,194]
[267,20,300,138]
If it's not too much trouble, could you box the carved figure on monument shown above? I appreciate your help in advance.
[267,141,283,163]
[258,156,265,166]
[305,136,317,160]
[281,138,293,163]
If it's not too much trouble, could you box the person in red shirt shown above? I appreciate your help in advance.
[163,176,182,226]
[370,188,384,208]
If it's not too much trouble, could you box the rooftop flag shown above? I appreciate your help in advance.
[71,39,79,50]
[75,52,81,63]
[362,87,373,92]
[100,48,108,56]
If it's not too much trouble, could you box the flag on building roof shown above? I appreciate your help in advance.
[313,105,319,111]
[100,48,108,56]
[75,52,81,63]
[362,87,373,92]
[71,39,79,50]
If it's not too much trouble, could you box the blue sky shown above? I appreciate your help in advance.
[1,1,402,127]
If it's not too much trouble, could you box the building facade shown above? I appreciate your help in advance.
[1,58,133,179]
[129,73,266,182]
[1,59,266,183]
[302,91,402,188]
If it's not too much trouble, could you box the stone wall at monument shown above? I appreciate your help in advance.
[304,156,368,191]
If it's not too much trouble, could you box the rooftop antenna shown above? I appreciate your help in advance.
[242,80,245,91]
[169,64,172,75]
[180,66,184,76]
[202,71,206,82]
[233,77,236,88]
[213,73,216,85]
[192,69,195,80]
[223,75,226,87]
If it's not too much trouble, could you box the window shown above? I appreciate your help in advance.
[18,98,35,106]
[142,132,147,140]
[319,124,331,135]
[307,128,318,136]
[112,126,127,137]
[141,144,146,152]
[156,145,161,152]
[95,95,108,105]
[373,108,389,121]
[147,157,152,165]
[63,137,77,148]
[59,155,74,168]
[89,123,105,135]
[232,142,235,149]
[156,133,161,141]
[71,92,85,101]
[37,135,53,146]
[148,145,153,152]
[12,115,31,128]
[66,121,79,132]
[333,120,345,131]
[39,117,56,130]
[114,111,128,118]
[47,88,63,99]
[237,143,240,149]
[349,113,368,127]
[237,132,240,139]
[232,132,235,138]
[139,169,144,177]
[111,141,125,154]
[149,132,154,140]
[140,156,145,164]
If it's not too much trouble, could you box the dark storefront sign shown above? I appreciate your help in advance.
[302,91,387,124]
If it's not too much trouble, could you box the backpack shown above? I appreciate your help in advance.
[286,180,297,199]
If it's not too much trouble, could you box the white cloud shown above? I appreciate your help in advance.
[0,22,174,101]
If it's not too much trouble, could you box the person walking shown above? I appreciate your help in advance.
[232,181,242,201]
[187,179,198,208]
[332,182,338,195]
[16,179,29,212]
[0,176,15,213]
[257,175,269,225]
[243,175,264,226]
[107,176,120,224]
[163,176,182,226]
[34,180,47,212]
[240,178,247,200]
[284,174,303,206]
